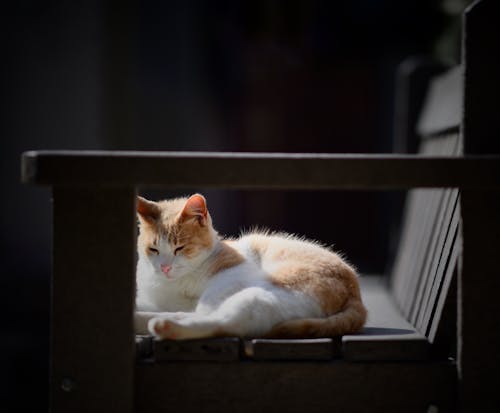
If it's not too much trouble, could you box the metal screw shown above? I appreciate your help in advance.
[61,377,76,392]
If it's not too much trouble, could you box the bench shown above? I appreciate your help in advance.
[21,1,500,411]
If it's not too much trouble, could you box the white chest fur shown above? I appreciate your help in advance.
[135,257,206,311]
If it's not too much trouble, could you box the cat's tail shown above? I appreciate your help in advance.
[266,298,367,338]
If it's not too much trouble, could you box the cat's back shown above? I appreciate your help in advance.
[232,230,362,319]
[234,231,341,262]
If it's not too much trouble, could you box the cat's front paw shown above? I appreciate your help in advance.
[148,317,183,340]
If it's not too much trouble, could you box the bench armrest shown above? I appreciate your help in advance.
[22,150,500,189]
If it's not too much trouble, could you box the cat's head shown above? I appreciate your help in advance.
[136,194,217,280]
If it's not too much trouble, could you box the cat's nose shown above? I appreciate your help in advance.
[161,264,172,274]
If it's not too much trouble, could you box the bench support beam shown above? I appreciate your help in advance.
[459,191,500,412]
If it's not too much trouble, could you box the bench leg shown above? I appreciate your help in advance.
[459,190,500,412]
[51,186,136,413]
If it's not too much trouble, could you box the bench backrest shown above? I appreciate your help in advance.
[390,66,462,350]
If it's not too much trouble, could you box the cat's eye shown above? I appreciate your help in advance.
[148,247,159,255]
[174,246,185,255]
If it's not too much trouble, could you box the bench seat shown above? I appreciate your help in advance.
[134,278,454,412]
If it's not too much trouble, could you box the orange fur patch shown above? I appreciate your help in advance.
[208,241,245,276]
[249,233,367,337]
[175,218,214,258]
[266,299,367,338]
[251,234,360,315]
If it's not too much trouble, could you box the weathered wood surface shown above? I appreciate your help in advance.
[248,338,337,361]
[342,277,429,361]
[135,361,456,413]
[22,150,500,189]
[153,338,241,362]
[51,187,136,413]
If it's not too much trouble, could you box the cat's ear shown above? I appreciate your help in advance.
[181,194,208,226]
[137,196,160,224]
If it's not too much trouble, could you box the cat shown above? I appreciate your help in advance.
[134,194,367,340]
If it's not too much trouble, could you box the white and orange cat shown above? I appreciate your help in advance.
[134,194,366,340]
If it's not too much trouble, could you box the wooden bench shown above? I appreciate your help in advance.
[21,1,500,411]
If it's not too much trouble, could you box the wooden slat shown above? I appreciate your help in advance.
[391,191,420,309]
[391,134,460,321]
[427,230,460,343]
[408,189,452,324]
[393,58,446,153]
[51,187,136,413]
[21,151,500,189]
[152,338,241,362]
[417,66,462,136]
[248,339,337,361]
[135,361,456,413]
[408,135,458,323]
[398,190,429,316]
[417,196,460,333]
[402,188,442,318]
[412,134,459,330]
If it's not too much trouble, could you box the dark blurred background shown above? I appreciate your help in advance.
[0,0,467,411]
